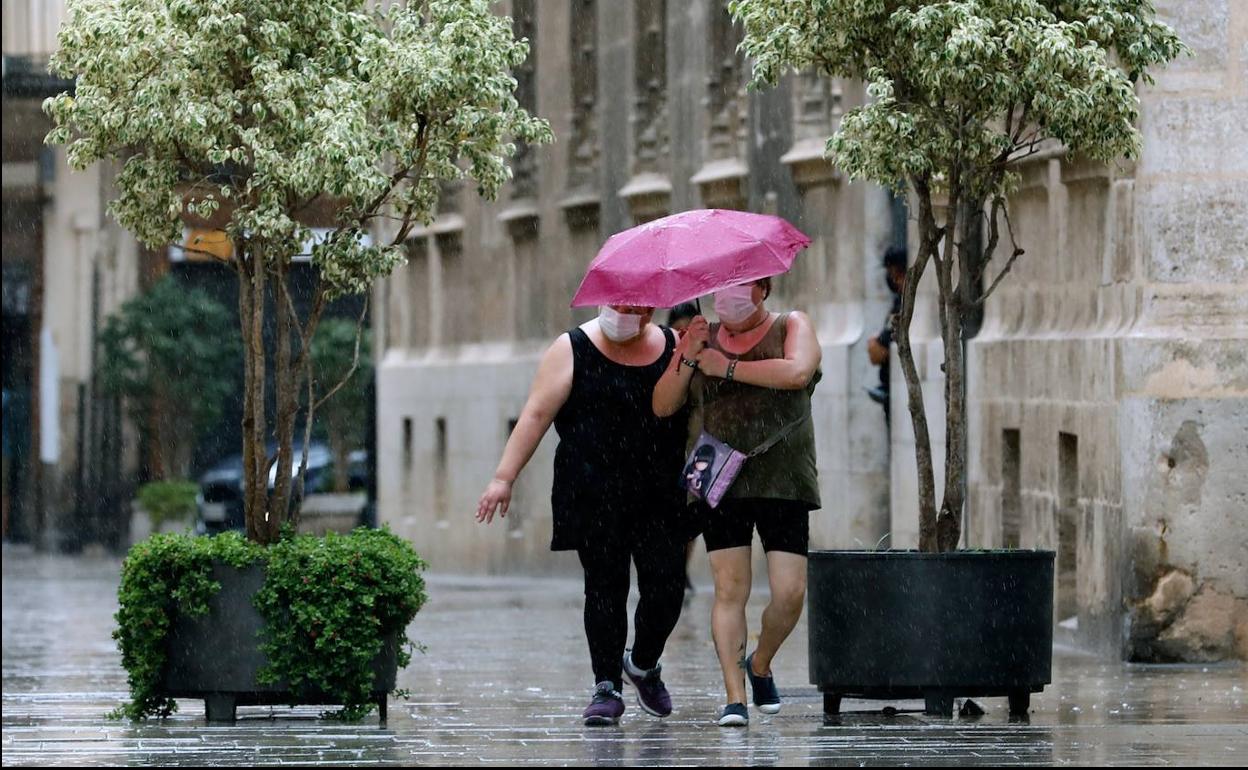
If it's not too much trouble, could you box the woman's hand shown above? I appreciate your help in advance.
[867,335,888,366]
[656,316,709,417]
[476,335,573,524]
[696,348,731,378]
[688,316,710,355]
[476,478,514,524]
[678,316,710,358]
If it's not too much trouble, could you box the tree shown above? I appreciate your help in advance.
[97,276,240,480]
[732,0,1186,551]
[47,0,552,544]
[309,318,371,494]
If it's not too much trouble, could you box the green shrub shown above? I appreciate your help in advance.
[97,276,240,480]
[135,481,200,530]
[111,529,426,721]
[254,528,427,720]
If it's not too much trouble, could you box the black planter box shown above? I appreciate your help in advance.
[808,549,1054,717]
[161,562,399,722]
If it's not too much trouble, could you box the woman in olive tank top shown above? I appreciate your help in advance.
[476,304,691,726]
[652,276,822,727]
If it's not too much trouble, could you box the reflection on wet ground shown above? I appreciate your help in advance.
[3,547,1245,766]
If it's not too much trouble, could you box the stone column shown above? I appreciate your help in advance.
[690,3,747,211]
[558,0,605,322]
[619,0,671,224]
[781,72,893,550]
[1116,0,1248,661]
[498,0,543,340]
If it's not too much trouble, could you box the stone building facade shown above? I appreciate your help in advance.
[2,2,366,550]
[3,4,149,551]
[377,1,1246,662]
[959,1,1248,661]
[375,0,900,580]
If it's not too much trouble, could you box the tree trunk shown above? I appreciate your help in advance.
[154,384,194,481]
[937,194,986,553]
[171,411,195,481]
[329,414,350,494]
[239,249,270,544]
[151,388,171,481]
[935,189,966,553]
[269,260,298,542]
[238,261,256,541]
[937,313,966,552]
[901,179,941,553]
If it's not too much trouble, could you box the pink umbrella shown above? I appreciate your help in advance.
[570,209,811,308]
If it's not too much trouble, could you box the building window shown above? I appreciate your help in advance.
[705,2,745,161]
[1002,429,1021,548]
[511,0,538,200]
[567,0,598,192]
[1057,432,1079,623]
[632,0,668,174]
[433,417,448,521]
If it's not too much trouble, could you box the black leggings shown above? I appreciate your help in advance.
[577,521,687,691]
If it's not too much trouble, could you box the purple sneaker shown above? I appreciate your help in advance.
[623,651,673,717]
[582,682,624,726]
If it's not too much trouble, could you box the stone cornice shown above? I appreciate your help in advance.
[498,198,540,241]
[781,137,841,190]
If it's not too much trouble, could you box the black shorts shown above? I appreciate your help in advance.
[699,498,810,555]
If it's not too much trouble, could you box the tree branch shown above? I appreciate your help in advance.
[288,282,327,375]
[279,278,326,512]
[292,192,324,218]
[979,194,1005,286]
[1011,102,1031,147]
[977,202,1025,305]
[295,339,316,509]
[313,297,370,414]
[387,123,433,247]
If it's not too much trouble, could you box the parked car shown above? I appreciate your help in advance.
[196,452,245,535]
[196,443,368,534]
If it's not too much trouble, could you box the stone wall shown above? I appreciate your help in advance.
[963,1,1248,660]
[3,57,145,549]
[376,0,896,579]
[376,0,1247,662]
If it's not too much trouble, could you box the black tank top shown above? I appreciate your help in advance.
[549,326,688,551]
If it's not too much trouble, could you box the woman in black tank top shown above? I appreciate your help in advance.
[476,305,692,726]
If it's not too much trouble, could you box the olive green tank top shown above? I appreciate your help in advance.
[688,312,821,509]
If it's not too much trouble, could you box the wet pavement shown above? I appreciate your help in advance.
[3,545,1246,766]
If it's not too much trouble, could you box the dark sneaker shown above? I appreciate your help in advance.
[717,702,749,726]
[582,681,624,726]
[745,652,781,714]
[866,385,890,406]
[623,651,673,717]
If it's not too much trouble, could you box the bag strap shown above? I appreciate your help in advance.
[746,413,810,458]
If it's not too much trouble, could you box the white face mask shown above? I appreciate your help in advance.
[714,284,759,324]
[599,307,644,341]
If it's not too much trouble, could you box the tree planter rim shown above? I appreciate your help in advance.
[808,548,1055,561]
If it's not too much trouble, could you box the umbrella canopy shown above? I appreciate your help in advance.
[570,209,811,308]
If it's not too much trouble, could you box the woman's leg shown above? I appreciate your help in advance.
[708,546,752,704]
[630,529,686,671]
[750,551,807,676]
[750,504,810,676]
[578,542,632,691]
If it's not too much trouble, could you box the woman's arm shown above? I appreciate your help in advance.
[695,312,821,390]
[476,334,574,523]
[653,316,709,417]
